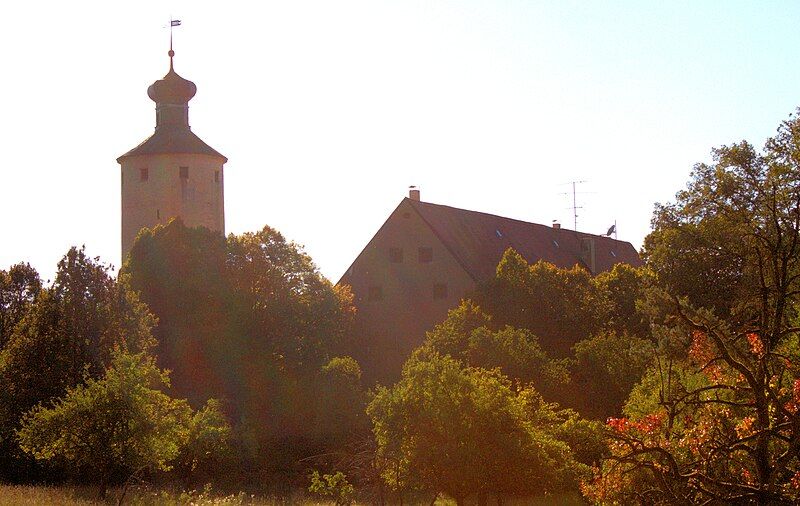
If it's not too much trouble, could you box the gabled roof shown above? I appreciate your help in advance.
[406,198,642,281]
[117,127,227,163]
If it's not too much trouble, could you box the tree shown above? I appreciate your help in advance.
[474,249,603,357]
[368,352,588,504]
[593,263,652,338]
[585,111,800,504]
[17,351,227,496]
[123,220,359,475]
[0,247,156,482]
[0,262,41,348]
[422,300,570,398]
[571,331,653,419]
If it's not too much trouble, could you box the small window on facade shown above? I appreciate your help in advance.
[215,170,220,183]
[180,166,189,179]
[389,247,403,263]
[496,229,503,238]
[140,167,149,181]
[368,285,383,301]
[552,240,559,248]
[610,251,617,258]
[418,247,433,263]
[156,209,160,219]
[433,283,448,300]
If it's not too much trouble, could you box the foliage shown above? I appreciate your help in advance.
[421,300,570,397]
[367,352,589,504]
[308,470,355,506]
[123,219,361,474]
[0,247,156,482]
[17,352,196,490]
[586,111,800,504]
[593,263,652,338]
[571,331,653,419]
[475,249,603,356]
[0,262,41,349]
[172,399,232,487]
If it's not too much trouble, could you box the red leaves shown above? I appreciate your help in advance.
[746,333,764,356]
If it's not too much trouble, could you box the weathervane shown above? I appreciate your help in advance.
[167,17,181,68]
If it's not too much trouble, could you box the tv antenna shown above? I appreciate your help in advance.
[560,180,591,231]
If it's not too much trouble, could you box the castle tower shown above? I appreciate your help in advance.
[117,47,227,260]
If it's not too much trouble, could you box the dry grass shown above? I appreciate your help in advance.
[0,484,97,506]
[0,484,584,505]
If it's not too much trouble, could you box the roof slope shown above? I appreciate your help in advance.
[407,199,642,281]
[117,127,227,163]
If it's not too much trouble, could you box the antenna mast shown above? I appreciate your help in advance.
[570,180,586,231]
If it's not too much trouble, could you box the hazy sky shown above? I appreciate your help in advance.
[2,1,800,282]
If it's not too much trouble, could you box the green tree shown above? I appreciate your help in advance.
[571,331,653,419]
[0,247,155,482]
[17,351,228,496]
[586,111,800,504]
[124,220,359,475]
[592,263,652,338]
[368,352,588,504]
[475,249,603,357]
[422,300,570,397]
[0,262,41,348]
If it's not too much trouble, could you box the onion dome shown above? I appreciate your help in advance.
[116,49,226,163]
[147,50,197,105]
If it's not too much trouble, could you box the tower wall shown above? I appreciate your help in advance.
[121,152,225,258]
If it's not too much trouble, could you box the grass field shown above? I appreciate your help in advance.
[0,484,585,505]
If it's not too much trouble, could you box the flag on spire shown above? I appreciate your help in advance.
[171,19,181,27]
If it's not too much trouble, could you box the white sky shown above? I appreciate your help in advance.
[2,1,800,282]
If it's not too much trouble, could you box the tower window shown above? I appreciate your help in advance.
[368,285,383,301]
[215,171,220,183]
[180,166,189,179]
[389,248,403,263]
[140,168,149,182]
[418,247,433,263]
[433,283,448,300]
[157,209,160,219]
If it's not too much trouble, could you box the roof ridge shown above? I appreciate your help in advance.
[408,198,632,244]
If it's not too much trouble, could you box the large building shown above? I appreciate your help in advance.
[338,189,643,382]
[117,48,227,260]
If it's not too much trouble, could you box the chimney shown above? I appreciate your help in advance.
[409,186,420,201]
[552,220,561,230]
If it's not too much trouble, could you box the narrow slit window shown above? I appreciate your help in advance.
[418,247,433,263]
[389,247,403,263]
[433,283,448,300]
[180,166,189,179]
[368,285,383,301]
[215,170,220,183]
[140,167,149,182]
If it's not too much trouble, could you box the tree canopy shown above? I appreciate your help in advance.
[587,111,800,504]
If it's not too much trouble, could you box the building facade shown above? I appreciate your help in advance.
[117,49,227,260]
[338,189,643,383]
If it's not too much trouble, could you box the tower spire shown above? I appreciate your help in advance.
[169,18,181,71]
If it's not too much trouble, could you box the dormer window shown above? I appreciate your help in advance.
[610,251,617,258]
[495,229,503,238]
[552,240,559,248]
